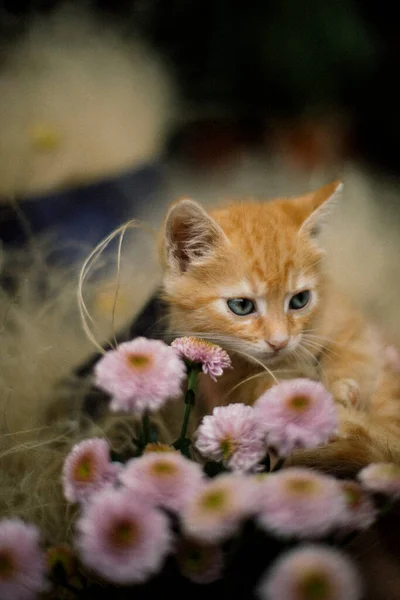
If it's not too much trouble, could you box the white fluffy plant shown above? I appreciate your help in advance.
[0,6,173,199]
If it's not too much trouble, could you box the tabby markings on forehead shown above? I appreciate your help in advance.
[217,279,267,298]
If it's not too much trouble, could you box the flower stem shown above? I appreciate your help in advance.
[173,365,200,456]
[180,404,192,444]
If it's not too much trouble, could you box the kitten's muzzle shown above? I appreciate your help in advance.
[267,338,289,352]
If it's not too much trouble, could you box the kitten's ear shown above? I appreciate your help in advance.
[298,180,342,238]
[163,198,229,273]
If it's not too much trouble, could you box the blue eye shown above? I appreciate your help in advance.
[289,290,311,310]
[227,298,256,316]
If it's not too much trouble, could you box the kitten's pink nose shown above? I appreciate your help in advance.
[268,338,289,351]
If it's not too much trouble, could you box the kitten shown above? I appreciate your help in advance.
[160,181,400,475]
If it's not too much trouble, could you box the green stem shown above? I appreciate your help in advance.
[174,366,200,455]
[188,367,199,394]
[181,368,199,437]
[179,402,192,444]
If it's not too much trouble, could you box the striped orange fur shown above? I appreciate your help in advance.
[160,181,400,475]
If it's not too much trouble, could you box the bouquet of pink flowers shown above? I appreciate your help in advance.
[2,336,400,600]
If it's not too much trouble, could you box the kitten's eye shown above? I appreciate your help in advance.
[289,290,311,310]
[227,298,256,316]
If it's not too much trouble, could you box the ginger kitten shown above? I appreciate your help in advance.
[160,181,400,475]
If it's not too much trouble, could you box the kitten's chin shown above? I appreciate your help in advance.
[250,349,291,366]
[263,352,289,365]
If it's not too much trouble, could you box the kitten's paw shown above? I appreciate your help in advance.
[331,378,361,409]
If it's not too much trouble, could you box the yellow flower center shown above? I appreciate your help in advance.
[220,437,236,460]
[150,460,178,476]
[144,443,176,454]
[127,353,151,368]
[342,483,362,508]
[185,337,218,351]
[200,489,227,511]
[73,453,95,482]
[0,551,14,579]
[286,477,318,495]
[110,520,138,549]
[299,571,331,600]
[287,395,310,412]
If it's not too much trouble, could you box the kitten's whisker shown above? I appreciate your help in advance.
[225,365,306,400]
[165,331,265,362]
[292,345,318,374]
[297,344,330,384]
[303,343,335,363]
[300,338,336,362]
[301,337,327,352]
[164,331,232,342]
[230,349,279,384]
[302,336,342,359]
[290,347,309,371]
[146,314,173,335]
[302,342,335,364]
[298,344,318,362]
[303,331,344,348]
[293,347,313,367]
[223,371,272,400]
[304,338,342,351]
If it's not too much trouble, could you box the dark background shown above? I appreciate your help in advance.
[1,0,400,274]
[1,0,399,175]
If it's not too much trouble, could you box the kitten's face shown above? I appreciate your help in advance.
[161,182,340,366]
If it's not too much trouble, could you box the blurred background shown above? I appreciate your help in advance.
[0,0,400,349]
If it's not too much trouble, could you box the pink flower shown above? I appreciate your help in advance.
[195,403,266,472]
[258,544,361,600]
[171,337,232,381]
[76,488,172,584]
[254,379,337,457]
[62,438,120,504]
[256,468,347,538]
[0,519,48,600]
[119,451,204,512]
[94,337,186,414]
[340,480,377,531]
[181,474,258,542]
[358,462,400,498]
[176,538,224,584]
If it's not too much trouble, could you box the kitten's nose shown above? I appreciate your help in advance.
[268,338,289,351]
